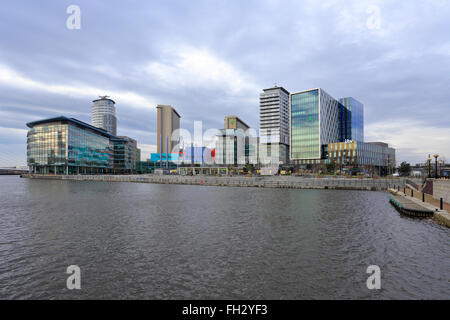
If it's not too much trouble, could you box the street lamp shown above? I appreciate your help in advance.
[427,155,432,178]
[434,154,439,179]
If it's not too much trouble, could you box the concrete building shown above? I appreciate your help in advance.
[290,88,341,165]
[92,96,117,136]
[156,105,181,155]
[259,86,290,166]
[216,116,251,167]
[224,115,250,131]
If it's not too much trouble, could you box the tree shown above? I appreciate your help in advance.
[326,160,336,174]
[245,163,254,173]
[398,161,411,177]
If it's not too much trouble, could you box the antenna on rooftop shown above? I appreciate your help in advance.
[99,95,110,99]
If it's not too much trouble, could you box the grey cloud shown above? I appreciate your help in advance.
[0,0,449,165]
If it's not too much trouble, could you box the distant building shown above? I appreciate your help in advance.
[92,96,117,136]
[216,116,251,167]
[290,88,341,164]
[180,146,213,165]
[157,105,181,155]
[111,136,140,173]
[387,147,396,172]
[339,97,364,142]
[26,116,139,175]
[326,141,395,175]
[259,86,290,166]
[224,115,250,131]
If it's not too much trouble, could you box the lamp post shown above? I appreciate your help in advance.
[427,155,432,178]
[434,154,439,179]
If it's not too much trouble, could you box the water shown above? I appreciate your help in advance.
[0,175,448,299]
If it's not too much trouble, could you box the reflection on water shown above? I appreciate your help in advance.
[0,175,448,299]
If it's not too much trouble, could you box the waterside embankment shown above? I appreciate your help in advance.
[389,188,450,227]
[22,174,411,191]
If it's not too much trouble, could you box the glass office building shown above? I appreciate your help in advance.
[339,97,364,142]
[27,117,113,174]
[326,141,394,175]
[111,136,140,173]
[27,116,139,175]
[290,88,340,163]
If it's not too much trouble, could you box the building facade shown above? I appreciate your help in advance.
[180,146,213,165]
[27,117,113,174]
[259,86,290,165]
[290,88,341,164]
[27,116,139,175]
[111,136,140,173]
[92,96,117,136]
[326,141,395,175]
[224,115,250,131]
[215,116,252,167]
[339,97,364,142]
[157,105,181,155]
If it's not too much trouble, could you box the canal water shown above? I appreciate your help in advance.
[0,175,448,299]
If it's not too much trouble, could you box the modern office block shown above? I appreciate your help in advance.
[27,116,113,174]
[326,141,394,175]
[111,136,140,173]
[157,105,181,155]
[92,96,117,136]
[339,97,364,142]
[27,116,140,175]
[290,88,341,164]
[259,86,290,165]
[216,116,251,166]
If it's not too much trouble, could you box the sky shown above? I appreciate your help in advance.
[0,0,449,166]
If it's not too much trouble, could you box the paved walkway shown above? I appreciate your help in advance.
[389,188,450,227]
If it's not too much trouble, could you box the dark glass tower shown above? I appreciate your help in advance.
[339,97,364,142]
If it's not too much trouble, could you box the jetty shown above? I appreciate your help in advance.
[388,188,450,227]
[389,195,434,217]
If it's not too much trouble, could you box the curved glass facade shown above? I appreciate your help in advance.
[67,124,112,168]
[27,122,68,167]
[27,118,115,174]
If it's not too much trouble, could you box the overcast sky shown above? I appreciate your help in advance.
[1,0,449,166]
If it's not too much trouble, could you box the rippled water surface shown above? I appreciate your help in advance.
[0,175,449,299]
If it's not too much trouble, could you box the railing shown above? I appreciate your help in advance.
[405,179,420,190]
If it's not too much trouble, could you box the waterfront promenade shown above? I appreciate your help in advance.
[389,187,450,228]
[22,174,413,191]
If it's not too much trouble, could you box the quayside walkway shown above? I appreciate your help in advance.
[389,188,450,227]
[22,174,411,191]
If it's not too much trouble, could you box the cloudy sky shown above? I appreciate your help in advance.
[1,0,449,166]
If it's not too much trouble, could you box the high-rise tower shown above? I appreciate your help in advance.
[156,105,181,154]
[91,96,117,136]
[259,86,290,165]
